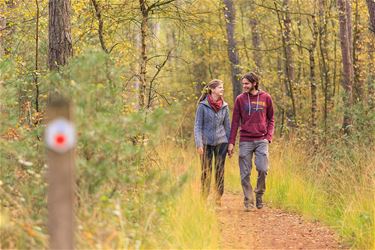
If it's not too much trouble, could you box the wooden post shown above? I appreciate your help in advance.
[46,94,75,249]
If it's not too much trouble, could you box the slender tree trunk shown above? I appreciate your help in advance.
[283,0,297,123]
[48,0,73,70]
[337,0,354,134]
[91,0,109,53]
[277,53,286,137]
[295,0,304,85]
[223,0,242,101]
[367,0,375,33]
[0,13,5,58]
[309,14,318,146]
[368,39,375,110]
[0,11,7,58]
[275,0,297,124]
[332,20,338,101]
[249,0,262,73]
[352,0,365,104]
[139,0,148,109]
[34,0,40,114]
[318,0,332,131]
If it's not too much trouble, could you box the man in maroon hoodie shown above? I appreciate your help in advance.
[228,72,274,211]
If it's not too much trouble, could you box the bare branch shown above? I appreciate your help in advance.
[148,0,177,12]
[147,50,172,108]
[254,1,314,17]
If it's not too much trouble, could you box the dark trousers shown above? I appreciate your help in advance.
[200,143,228,198]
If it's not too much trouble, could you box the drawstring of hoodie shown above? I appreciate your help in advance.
[248,91,260,115]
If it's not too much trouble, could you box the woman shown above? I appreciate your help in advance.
[194,79,231,205]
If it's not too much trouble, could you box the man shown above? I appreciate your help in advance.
[228,72,274,211]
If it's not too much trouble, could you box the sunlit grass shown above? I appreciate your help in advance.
[152,142,220,249]
[164,178,220,249]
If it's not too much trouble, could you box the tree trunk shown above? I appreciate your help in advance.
[139,0,148,109]
[48,0,73,70]
[91,0,109,53]
[295,0,304,85]
[223,0,242,102]
[337,0,354,134]
[275,0,297,124]
[368,39,375,110]
[367,0,375,33]
[318,0,332,131]
[352,0,365,104]
[277,52,286,137]
[0,12,5,57]
[249,0,262,73]
[309,14,318,146]
[282,0,295,93]
[34,0,40,114]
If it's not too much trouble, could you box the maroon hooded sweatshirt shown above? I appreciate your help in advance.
[229,90,274,144]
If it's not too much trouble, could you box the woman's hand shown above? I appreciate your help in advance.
[197,147,204,155]
[228,143,234,158]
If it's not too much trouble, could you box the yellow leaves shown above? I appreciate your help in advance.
[72,0,88,13]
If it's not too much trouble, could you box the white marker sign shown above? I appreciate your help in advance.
[45,118,76,153]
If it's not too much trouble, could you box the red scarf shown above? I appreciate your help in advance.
[208,95,223,112]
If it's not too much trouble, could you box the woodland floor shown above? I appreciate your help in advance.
[216,191,348,250]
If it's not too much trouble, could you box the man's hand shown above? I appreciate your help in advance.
[228,143,234,158]
[197,147,204,155]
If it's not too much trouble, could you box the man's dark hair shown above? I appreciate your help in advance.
[242,72,260,90]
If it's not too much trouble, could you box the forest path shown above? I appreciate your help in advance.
[216,192,347,249]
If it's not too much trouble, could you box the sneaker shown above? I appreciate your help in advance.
[256,196,263,209]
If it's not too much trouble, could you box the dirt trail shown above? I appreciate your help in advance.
[217,192,347,250]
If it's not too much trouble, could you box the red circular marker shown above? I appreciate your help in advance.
[55,134,66,146]
[45,118,76,153]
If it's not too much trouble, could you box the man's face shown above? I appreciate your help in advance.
[242,78,256,92]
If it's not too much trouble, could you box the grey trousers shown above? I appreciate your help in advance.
[238,140,269,204]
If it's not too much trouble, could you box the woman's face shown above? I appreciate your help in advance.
[211,84,224,97]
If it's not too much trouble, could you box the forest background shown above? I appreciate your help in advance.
[0,0,374,249]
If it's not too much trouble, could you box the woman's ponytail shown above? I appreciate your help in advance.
[197,85,210,105]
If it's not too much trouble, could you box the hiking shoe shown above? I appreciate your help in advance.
[244,202,254,212]
[256,196,263,209]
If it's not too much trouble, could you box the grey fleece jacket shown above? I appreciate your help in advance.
[194,97,231,148]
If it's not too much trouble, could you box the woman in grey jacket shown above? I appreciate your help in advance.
[194,79,231,205]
